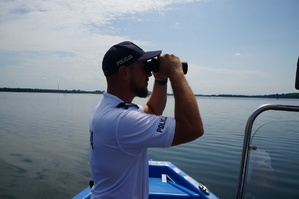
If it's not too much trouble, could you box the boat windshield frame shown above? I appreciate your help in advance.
[235,104,299,199]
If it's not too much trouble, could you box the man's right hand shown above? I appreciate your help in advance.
[158,54,184,80]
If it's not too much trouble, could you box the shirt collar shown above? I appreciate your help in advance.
[103,92,141,110]
[102,92,123,105]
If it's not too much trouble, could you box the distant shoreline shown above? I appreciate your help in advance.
[0,87,103,94]
[1,87,299,99]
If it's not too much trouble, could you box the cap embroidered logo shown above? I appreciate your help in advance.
[116,54,134,66]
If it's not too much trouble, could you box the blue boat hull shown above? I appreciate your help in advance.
[73,161,218,199]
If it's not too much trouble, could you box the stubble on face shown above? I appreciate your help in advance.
[130,77,149,98]
[128,61,150,98]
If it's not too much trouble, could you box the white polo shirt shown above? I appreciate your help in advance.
[89,92,175,199]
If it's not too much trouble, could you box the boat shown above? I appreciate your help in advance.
[73,160,219,199]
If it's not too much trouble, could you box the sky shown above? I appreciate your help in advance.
[0,0,298,95]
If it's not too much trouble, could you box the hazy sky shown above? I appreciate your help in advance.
[1,0,298,95]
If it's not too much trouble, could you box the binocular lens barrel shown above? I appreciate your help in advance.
[145,59,188,75]
[182,62,188,74]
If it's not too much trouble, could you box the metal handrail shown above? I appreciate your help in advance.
[235,104,299,199]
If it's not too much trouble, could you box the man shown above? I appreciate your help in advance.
[89,41,204,199]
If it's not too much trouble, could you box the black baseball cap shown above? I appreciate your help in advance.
[102,41,162,76]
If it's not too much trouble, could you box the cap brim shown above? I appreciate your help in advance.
[137,50,162,61]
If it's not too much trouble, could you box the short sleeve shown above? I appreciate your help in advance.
[116,110,175,155]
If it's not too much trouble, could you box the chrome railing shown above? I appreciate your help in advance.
[235,104,299,199]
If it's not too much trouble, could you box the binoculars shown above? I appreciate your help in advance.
[144,58,188,74]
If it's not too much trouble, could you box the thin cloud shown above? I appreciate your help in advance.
[0,0,204,90]
[186,64,270,95]
[170,22,181,29]
[195,64,268,77]
[0,0,202,52]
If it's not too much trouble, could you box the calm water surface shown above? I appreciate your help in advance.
[0,92,298,199]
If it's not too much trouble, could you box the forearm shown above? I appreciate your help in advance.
[144,81,167,115]
[170,72,204,145]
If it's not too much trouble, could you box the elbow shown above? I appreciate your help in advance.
[198,122,204,137]
[192,118,204,139]
[198,126,204,138]
[172,120,204,146]
[189,116,204,140]
[183,123,204,143]
[192,124,204,140]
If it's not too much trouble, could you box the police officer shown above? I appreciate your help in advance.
[89,41,204,199]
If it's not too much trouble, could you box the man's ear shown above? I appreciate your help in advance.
[118,65,130,80]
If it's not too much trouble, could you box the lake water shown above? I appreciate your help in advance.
[0,92,298,199]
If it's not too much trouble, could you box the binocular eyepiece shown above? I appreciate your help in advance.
[144,58,188,74]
